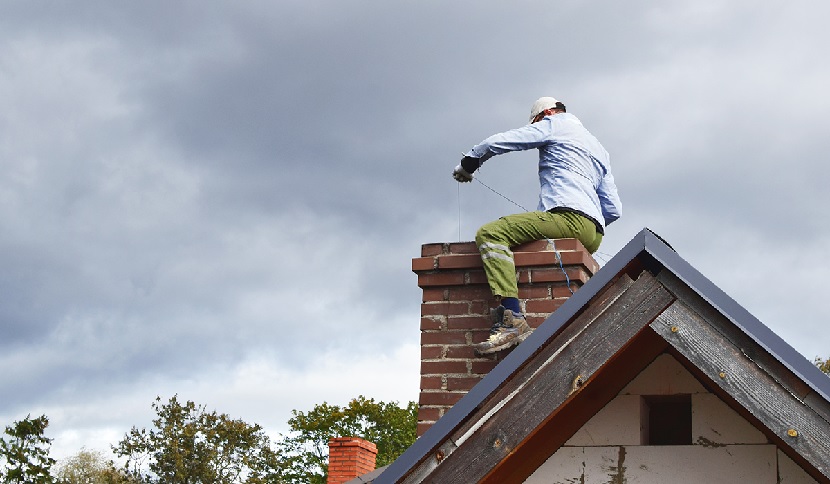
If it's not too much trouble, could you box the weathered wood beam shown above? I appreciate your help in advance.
[657,271,818,406]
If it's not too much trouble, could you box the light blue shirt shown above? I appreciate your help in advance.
[465,112,621,229]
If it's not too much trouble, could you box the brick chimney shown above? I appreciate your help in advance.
[327,437,378,484]
[412,238,599,436]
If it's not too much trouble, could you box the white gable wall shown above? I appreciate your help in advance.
[525,354,817,483]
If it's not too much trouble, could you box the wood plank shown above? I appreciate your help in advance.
[656,271,819,406]
[417,271,675,484]
[651,301,830,481]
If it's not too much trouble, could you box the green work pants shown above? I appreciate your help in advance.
[475,211,602,299]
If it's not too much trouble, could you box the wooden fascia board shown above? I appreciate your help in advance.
[410,271,675,484]
[652,300,830,481]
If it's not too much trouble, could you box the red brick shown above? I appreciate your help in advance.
[421,243,445,257]
[328,437,377,484]
[550,238,582,251]
[421,360,468,375]
[514,251,562,267]
[420,302,445,317]
[419,391,465,406]
[418,272,465,287]
[417,422,434,437]
[437,253,483,269]
[557,250,599,274]
[445,345,477,359]
[420,375,443,390]
[518,285,551,299]
[467,271,488,284]
[421,331,467,345]
[447,286,493,301]
[471,359,500,374]
[420,345,443,359]
[447,315,490,330]
[418,406,441,422]
[447,376,482,391]
[552,285,578,298]
[412,257,436,272]
[529,267,589,284]
[526,316,547,328]
[470,300,489,314]
[420,317,443,331]
[525,298,564,314]
[422,288,447,302]
[447,241,478,254]
[513,239,554,252]
[421,301,472,317]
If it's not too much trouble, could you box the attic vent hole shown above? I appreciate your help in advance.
[642,394,692,445]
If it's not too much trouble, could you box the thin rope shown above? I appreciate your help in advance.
[457,182,462,242]
[593,251,612,264]
[475,178,530,212]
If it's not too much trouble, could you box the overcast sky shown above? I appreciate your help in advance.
[2,0,829,461]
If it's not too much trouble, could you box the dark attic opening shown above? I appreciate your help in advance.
[642,394,692,445]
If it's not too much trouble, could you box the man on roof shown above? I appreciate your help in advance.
[453,96,622,355]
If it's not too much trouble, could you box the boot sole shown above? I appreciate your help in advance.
[474,330,533,355]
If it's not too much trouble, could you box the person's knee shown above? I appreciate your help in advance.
[585,233,603,253]
[475,223,496,246]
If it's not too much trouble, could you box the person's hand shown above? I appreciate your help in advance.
[452,164,474,183]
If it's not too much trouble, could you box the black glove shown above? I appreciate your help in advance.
[460,156,481,173]
[452,156,481,183]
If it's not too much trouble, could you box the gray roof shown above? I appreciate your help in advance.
[373,227,830,483]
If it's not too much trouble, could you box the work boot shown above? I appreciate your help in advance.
[473,306,533,355]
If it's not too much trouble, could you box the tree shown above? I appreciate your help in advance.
[275,396,417,484]
[55,448,135,484]
[112,395,280,483]
[0,415,56,484]
[815,356,830,375]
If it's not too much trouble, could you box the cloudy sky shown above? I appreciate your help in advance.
[2,0,829,460]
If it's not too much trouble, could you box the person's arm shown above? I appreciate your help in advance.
[467,123,550,161]
[597,172,622,226]
[453,124,550,182]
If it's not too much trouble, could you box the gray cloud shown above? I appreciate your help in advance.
[1,0,828,460]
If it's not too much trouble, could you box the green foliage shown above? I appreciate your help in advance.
[815,356,830,375]
[4,394,416,484]
[0,415,56,484]
[112,395,281,483]
[275,396,417,484]
[55,448,136,484]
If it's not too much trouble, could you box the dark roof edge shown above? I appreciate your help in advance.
[375,228,830,483]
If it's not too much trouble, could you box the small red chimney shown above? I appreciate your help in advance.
[327,437,378,484]
[412,238,599,436]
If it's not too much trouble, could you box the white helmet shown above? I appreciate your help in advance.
[528,97,561,122]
